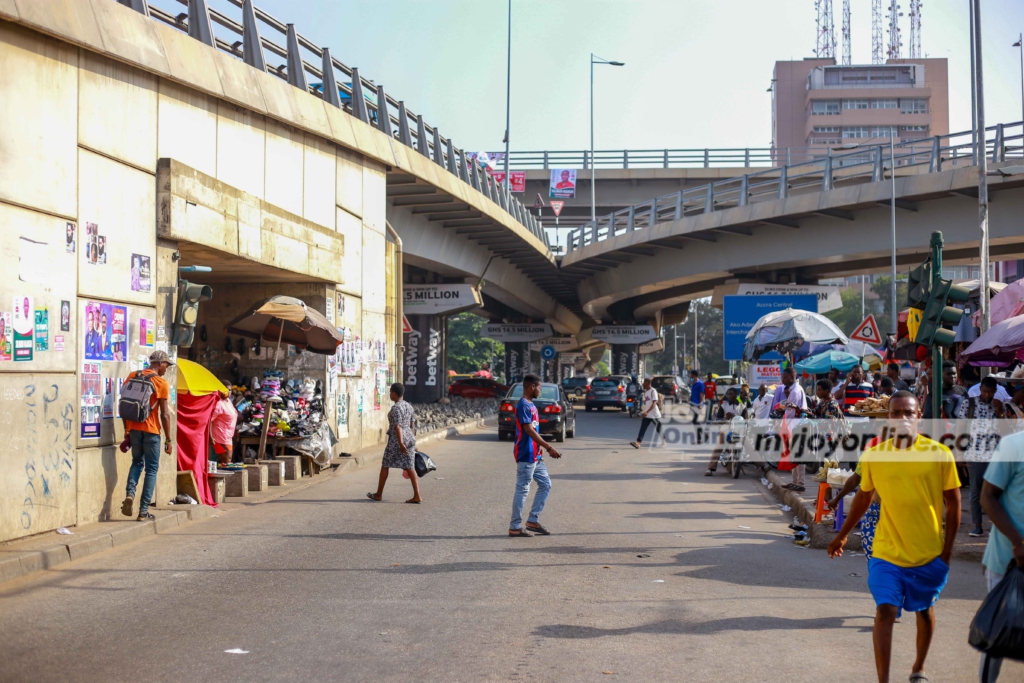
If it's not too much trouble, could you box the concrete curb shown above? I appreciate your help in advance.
[0,413,498,588]
[760,468,862,551]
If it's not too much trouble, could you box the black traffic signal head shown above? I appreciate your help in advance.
[916,278,969,348]
[906,262,930,310]
[171,280,213,347]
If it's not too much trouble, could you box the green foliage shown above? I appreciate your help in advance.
[643,299,728,377]
[593,360,610,377]
[871,275,907,338]
[825,287,866,336]
[447,312,502,376]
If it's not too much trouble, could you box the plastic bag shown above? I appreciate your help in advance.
[414,451,436,478]
[968,562,1024,661]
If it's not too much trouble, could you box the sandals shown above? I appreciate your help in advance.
[909,673,929,683]
[366,492,382,501]
[525,523,550,535]
[405,499,421,504]
[121,495,134,517]
[630,442,640,449]
[508,529,533,537]
[704,469,715,476]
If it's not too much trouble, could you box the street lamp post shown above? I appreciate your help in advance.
[502,0,511,192]
[1015,33,1024,128]
[590,54,624,222]
[972,0,991,333]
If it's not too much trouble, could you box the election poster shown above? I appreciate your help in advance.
[12,295,33,362]
[549,168,576,199]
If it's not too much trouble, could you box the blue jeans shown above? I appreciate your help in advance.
[127,431,161,515]
[510,459,551,530]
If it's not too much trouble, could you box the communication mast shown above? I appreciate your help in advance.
[842,0,851,65]
[815,0,836,59]
[872,0,884,63]
[887,0,903,60]
[908,0,921,58]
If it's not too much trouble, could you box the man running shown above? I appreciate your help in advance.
[689,370,705,442]
[509,374,562,537]
[828,391,961,683]
[630,378,662,449]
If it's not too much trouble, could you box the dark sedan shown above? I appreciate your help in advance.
[584,376,628,412]
[498,382,576,442]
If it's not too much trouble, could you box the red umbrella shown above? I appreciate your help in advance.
[961,314,1024,367]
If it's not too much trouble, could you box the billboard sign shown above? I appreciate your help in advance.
[723,294,818,361]
[591,325,658,345]
[491,170,526,193]
[529,336,579,352]
[403,284,481,315]
[549,168,576,199]
[750,363,783,389]
[481,323,553,343]
[639,337,665,354]
[734,283,842,314]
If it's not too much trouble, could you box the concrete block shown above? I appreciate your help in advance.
[186,505,213,521]
[109,522,154,547]
[65,533,113,561]
[224,470,249,497]
[208,474,226,504]
[212,48,268,114]
[246,464,268,492]
[153,512,179,533]
[278,456,301,481]
[264,119,305,217]
[303,134,337,230]
[18,545,70,574]
[260,460,284,486]
[0,554,24,583]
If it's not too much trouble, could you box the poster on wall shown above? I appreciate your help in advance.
[60,300,70,332]
[337,381,349,439]
[80,361,102,438]
[131,254,151,293]
[12,295,33,362]
[66,221,76,254]
[34,308,48,352]
[84,301,128,361]
[374,364,388,411]
[357,385,365,413]
[326,292,334,323]
[0,312,11,361]
[139,318,154,347]
[549,168,576,199]
[102,377,116,420]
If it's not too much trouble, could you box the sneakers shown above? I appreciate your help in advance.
[121,495,134,517]
[137,512,155,522]
[969,527,985,537]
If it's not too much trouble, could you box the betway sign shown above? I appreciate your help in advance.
[481,323,553,342]
[403,284,481,315]
[404,314,444,402]
[591,325,658,344]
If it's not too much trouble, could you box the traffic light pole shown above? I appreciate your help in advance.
[931,231,944,421]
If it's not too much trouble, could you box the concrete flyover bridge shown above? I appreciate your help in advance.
[559,122,1024,323]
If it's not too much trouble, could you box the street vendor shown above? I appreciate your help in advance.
[211,390,238,464]
[834,364,874,415]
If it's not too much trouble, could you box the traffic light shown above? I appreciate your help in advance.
[906,262,931,309]
[171,280,213,347]
[915,277,970,347]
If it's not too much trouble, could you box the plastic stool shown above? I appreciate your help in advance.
[813,482,831,523]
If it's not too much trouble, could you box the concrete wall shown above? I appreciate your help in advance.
[0,18,392,541]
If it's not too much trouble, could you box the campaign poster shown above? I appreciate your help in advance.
[80,361,102,438]
[85,222,98,265]
[66,221,76,254]
[97,236,107,264]
[34,308,48,352]
[12,295,33,362]
[131,254,151,293]
[139,318,154,347]
[549,168,576,199]
[60,300,70,331]
[110,306,127,361]
[0,312,11,361]
[84,301,114,361]
[491,171,526,193]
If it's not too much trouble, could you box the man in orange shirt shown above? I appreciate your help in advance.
[120,350,173,521]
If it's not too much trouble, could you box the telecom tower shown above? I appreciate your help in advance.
[815,0,836,59]
[908,0,921,58]
[887,0,903,60]
[842,0,851,65]
[872,0,884,63]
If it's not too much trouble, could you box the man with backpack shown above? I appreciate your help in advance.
[120,350,173,521]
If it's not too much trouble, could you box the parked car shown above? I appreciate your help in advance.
[650,375,687,403]
[584,376,628,412]
[714,374,742,399]
[448,378,508,399]
[561,376,590,400]
[498,383,576,442]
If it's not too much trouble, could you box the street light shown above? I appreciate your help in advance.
[502,0,512,192]
[838,126,898,337]
[590,54,625,222]
[1015,34,1024,136]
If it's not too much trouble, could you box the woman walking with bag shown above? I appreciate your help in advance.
[368,383,422,503]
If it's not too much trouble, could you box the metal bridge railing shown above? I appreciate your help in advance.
[564,122,1024,254]
[131,0,549,252]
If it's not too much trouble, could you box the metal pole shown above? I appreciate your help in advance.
[673,324,678,374]
[503,0,511,191]
[931,232,944,421]
[969,2,978,163]
[694,301,699,371]
[973,0,991,333]
[889,128,897,336]
[590,54,596,222]
[861,275,865,319]
[1018,34,1024,142]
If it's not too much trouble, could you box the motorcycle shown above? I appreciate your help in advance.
[626,395,639,418]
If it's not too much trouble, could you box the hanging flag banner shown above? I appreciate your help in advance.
[549,169,576,199]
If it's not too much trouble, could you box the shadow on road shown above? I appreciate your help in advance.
[533,615,872,639]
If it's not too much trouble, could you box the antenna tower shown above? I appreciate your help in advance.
[872,0,884,63]
[908,0,921,58]
[887,0,903,60]
[815,0,836,59]
[842,0,851,65]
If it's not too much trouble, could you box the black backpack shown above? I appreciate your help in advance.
[119,371,157,422]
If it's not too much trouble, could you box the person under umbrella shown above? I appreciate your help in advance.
[368,383,421,503]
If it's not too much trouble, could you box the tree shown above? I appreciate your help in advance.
[641,299,729,377]
[825,287,865,337]
[447,312,502,375]
[870,275,907,338]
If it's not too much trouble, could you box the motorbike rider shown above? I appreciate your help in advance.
[626,374,640,414]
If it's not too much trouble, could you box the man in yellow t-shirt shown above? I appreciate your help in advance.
[828,390,961,683]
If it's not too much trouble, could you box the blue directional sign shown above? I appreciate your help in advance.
[723,294,818,361]
[541,345,556,360]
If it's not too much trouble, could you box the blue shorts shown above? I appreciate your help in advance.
[867,556,949,615]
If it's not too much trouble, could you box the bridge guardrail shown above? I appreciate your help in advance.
[135,0,549,253]
[564,122,1024,254]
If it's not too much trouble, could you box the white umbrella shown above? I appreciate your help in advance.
[744,308,848,361]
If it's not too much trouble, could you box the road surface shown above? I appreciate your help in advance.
[0,409,1011,682]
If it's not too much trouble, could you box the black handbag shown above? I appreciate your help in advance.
[414,451,436,478]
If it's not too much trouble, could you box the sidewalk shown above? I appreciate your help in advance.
[760,468,985,561]
[0,413,497,587]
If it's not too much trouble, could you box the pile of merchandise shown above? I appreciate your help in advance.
[232,372,327,442]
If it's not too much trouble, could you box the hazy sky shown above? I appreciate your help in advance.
[198,0,1024,154]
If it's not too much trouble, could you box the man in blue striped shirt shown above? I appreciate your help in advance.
[509,374,562,537]
[835,364,875,415]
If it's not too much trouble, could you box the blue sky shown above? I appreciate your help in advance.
[199,0,1024,155]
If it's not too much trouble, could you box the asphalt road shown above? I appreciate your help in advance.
[0,408,1016,683]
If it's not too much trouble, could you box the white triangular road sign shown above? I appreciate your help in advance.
[550,200,565,217]
[402,315,413,334]
[850,314,882,345]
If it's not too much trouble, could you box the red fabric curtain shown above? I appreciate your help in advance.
[176,392,220,507]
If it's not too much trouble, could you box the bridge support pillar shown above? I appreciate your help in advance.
[610,344,639,377]
[403,314,446,403]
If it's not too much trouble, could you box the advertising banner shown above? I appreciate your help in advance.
[528,336,579,352]
[481,323,553,343]
[12,295,33,362]
[403,314,444,403]
[403,284,481,315]
[639,337,665,354]
[491,171,526,193]
[750,363,783,389]
[731,284,842,314]
[611,344,639,376]
[504,342,529,385]
[549,169,577,199]
[591,325,658,345]
[722,294,818,361]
